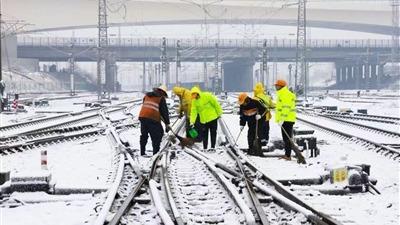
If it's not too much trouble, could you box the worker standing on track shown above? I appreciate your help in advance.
[253,82,275,146]
[238,93,266,155]
[274,79,296,160]
[172,86,202,141]
[138,85,170,156]
[190,86,223,150]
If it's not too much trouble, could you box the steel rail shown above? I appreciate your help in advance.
[105,117,185,225]
[320,114,400,137]
[296,116,400,158]
[219,118,343,225]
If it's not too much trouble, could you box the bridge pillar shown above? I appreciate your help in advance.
[105,57,117,93]
[344,66,351,89]
[354,63,361,90]
[348,65,356,89]
[142,62,146,93]
[335,62,344,89]
[377,64,384,90]
[370,64,377,89]
[223,59,254,91]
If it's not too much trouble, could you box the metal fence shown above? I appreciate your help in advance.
[17,36,395,49]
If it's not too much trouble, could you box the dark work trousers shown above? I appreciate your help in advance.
[260,120,270,142]
[281,121,295,157]
[140,118,164,155]
[247,119,263,153]
[203,118,218,149]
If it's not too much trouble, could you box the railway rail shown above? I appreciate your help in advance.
[0,99,141,137]
[323,111,400,125]
[297,113,400,160]
[0,101,141,155]
[94,112,344,225]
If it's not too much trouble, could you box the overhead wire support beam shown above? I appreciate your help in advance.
[176,40,181,85]
[294,0,307,99]
[392,0,399,75]
[97,0,108,100]
[161,37,169,87]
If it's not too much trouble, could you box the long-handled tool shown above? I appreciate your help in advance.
[281,124,306,164]
[233,128,244,146]
[161,116,195,148]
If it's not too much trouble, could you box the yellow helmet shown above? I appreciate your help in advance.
[253,82,265,94]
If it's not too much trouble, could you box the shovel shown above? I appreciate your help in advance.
[281,124,306,164]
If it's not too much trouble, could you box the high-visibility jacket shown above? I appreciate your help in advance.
[190,87,223,125]
[172,87,192,117]
[253,83,275,121]
[275,86,296,123]
[139,91,170,124]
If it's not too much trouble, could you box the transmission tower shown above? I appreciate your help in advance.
[214,43,219,93]
[392,0,399,75]
[295,0,307,99]
[176,40,181,85]
[261,40,268,87]
[161,37,169,87]
[97,0,108,99]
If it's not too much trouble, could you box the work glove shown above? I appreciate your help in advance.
[255,114,261,120]
[240,126,245,131]
[165,125,170,133]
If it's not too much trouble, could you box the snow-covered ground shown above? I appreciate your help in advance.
[1,91,399,225]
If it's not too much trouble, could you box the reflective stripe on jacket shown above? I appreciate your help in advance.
[275,86,296,123]
[139,95,162,122]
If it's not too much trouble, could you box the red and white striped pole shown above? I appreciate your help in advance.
[12,99,18,111]
[41,150,48,170]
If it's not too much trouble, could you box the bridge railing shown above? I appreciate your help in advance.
[18,36,394,48]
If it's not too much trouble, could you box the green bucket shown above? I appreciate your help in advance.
[188,128,198,139]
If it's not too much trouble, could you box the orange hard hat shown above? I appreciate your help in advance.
[238,92,248,105]
[274,79,287,87]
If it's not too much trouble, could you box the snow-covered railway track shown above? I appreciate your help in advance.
[319,114,400,138]
[323,112,400,125]
[297,114,400,160]
[0,123,135,155]
[0,100,140,137]
[164,148,250,225]
[218,118,345,225]
[93,116,184,225]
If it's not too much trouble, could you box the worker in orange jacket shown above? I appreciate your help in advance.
[138,85,170,156]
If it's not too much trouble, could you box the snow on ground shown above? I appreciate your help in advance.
[335,117,400,134]
[222,109,399,225]
[2,192,98,225]
[0,92,144,225]
[311,95,400,117]
[1,91,398,225]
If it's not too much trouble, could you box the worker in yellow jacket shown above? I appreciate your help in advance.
[190,86,223,149]
[172,86,202,141]
[253,82,275,146]
[274,79,296,160]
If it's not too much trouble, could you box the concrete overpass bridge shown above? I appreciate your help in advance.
[17,36,396,91]
[4,0,397,35]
